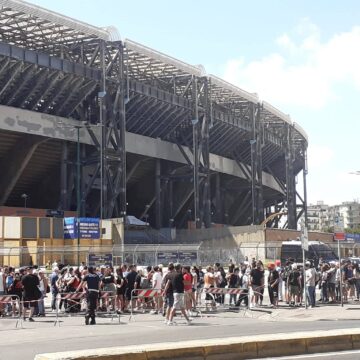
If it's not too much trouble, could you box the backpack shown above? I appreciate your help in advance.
[282,266,291,281]
[289,270,299,286]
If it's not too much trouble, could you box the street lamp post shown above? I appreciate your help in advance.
[21,193,29,208]
[75,125,81,267]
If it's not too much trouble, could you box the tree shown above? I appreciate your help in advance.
[345,227,360,234]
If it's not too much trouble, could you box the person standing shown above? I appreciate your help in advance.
[204,266,216,310]
[228,267,239,306]
[353,263,360,300]
[21,267,41,321]
[267,263,279,308]
[287,264,301,306]
[327,263,337,303]
[50,268,59,312]
[37,270,48,316]
[151,266,163,314]
[115,267,126,314]
[182,266,193,316]
[125,265,139,310]
[250,261,264,307]
[0,267,5,316]
[162,263,175,323]
[76,266,100,325]
[167,264,191,326]
[305,262,316,308]
[235,267,250,307]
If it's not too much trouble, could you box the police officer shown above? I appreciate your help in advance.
[76,266,100,325]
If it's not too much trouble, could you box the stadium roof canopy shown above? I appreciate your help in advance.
[0,0,307,144]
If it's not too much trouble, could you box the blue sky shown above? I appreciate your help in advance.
[29,0,360,206]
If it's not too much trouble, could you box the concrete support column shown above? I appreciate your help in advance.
[215,173,222,224]
[60,141,68,210]
[285,125,297,229]
[155,159,161,229]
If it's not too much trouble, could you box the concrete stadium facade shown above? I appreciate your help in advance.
[0,0,308,230]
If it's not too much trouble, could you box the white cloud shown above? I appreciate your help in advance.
[222,20,360,109]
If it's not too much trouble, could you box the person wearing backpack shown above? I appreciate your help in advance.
[287,264,301,307]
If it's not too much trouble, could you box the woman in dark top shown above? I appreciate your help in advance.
[217,266,227,305]
[250,261,265,306]
[115,267,126,313]
[8,272,22,316]
[101,267,116,311]
[22,267,41,321]
[228,267,239,306]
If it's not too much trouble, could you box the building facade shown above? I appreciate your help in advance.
[307,201,330,232]
[306,200,360,232]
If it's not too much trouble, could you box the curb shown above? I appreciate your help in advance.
[34,328,360,360]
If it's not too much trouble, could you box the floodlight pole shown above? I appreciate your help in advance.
[76,125,81,267]
[302,145,308,309]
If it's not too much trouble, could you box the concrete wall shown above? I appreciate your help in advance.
[176,225,264,246]
[0,206,76,217]
[187,226,266,262]
[265,228,334,243]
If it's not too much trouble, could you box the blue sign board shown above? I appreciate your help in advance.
[64,217,100,240]
[156,251,197,265]
[88,253,113,267]
[157,252,178,264]
[345,233,360,243]
[179,252,197,264]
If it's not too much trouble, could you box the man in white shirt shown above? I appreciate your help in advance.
[151,266,163,314]
[305,262,316,308]
[52,260,59,271]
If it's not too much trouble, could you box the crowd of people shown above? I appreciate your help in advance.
[0,256,359,325]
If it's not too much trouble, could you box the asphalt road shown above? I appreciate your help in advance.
[1,311,360,360]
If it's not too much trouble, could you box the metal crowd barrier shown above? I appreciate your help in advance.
[0,294,22,328]
[201,287,244,311]
[54,292,85,326]
[200,287,272,318]
[54,291,120,326]
[129,288,161,321]
[97,291,121,323]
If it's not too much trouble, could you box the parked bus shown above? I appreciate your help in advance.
[280,240,338,267]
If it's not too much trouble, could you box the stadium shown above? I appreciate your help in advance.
[0,0,308,234]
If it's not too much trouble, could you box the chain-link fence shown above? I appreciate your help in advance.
[0,240,357,268]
